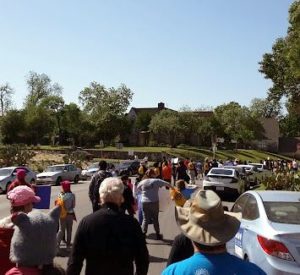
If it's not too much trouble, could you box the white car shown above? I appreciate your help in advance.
[36,164,81,185]
[248,163,267,172]
[203,168,244,199]
[230,190,300,274]
[0,166,36,194]
[81,162,99,180]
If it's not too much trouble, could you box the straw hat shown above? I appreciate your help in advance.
[175,190,241,246]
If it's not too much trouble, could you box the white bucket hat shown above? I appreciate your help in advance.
[175,189,241,246]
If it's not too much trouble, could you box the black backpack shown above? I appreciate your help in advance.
[92,171,112,205]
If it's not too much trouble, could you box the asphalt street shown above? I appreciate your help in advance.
[0,179,233,275]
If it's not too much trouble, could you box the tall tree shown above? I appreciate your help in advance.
[149,110,181,147]
[25,71,62,107]
[79,82,133,143]
[249,98,281,118]
[259,1,300,113]
[214,102,263,147]
[0,110,26,144]
[0,83,14,116]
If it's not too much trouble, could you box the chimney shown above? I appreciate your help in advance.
[158,102,165,110]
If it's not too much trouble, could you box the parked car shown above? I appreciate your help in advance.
[115,160,140,176]
[0,166,36,194]
[81,162,99,180]
[248,162,267,172]
[203,168,245,199]
[36,164,81,185]
[231,190,300,274]
[223,165,250,190]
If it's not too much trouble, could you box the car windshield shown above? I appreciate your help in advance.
[209,169,233,176]
[119,161,133,168]
[88,163,98,169]
[264,202,300,224]
[0,168,13,176]
[45,166,65,172]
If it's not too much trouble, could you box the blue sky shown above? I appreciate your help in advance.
[0,0,294,111]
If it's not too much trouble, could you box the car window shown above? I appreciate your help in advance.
[70,165,77,171]
[264,202,300,224]
[243,195,259,220]
[0,168,13,176]
[209,169,233,176]
[232,194,249,214]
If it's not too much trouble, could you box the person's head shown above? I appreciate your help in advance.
[61,180,71,193]
[99,160,108,170]
[7,185,41,214]
[99,177,124,206]
[16,169,26,180]
[10,206,60,267]
[175,190,241,249]
[175,180,186,191]
[120,174,129,184]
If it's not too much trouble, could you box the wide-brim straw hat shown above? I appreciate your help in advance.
[175,189,241,246]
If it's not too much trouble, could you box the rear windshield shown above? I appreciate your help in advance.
[264,202,300,224]
[209,169,233,176]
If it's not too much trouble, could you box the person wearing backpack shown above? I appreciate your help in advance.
[56,180,76,251]
[88,160,112,212]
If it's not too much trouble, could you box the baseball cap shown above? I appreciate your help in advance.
[7,186,41,206]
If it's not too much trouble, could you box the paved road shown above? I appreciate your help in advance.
[0,179,233,274]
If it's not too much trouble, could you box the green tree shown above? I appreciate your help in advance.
[24,105,55,145]
[0,83,14,116]
[259,1,300,113]
[0,110,26,144]
[135,111,152,131]
[79,82,133,144]
[178,109,201,145]
[279,113,300,137]
[249,98,281,118]
[214,102,263,147]
[25,71,62,107]
[39,95,65,144]
[149,110,181,147]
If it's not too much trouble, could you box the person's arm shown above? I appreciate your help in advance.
[67,219,87,275]
[88,175,96,202]
[158,179,174,189]
[133,219,149,275]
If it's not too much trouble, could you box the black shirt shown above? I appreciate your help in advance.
[67,203,149,275]
[167,233,194,266]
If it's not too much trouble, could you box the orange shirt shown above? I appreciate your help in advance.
[162,164,172,180]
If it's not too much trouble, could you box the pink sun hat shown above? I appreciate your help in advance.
[7,186,41,206]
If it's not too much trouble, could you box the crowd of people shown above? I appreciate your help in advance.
[2,155,292,274]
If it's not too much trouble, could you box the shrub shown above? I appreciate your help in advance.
[0,144,36,166]
[261,171,300,191]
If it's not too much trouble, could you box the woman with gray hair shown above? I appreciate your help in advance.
[67,177,149,275]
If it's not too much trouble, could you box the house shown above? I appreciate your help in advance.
[251,117,280,152]
[127,102,173,146]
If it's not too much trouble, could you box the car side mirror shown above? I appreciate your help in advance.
[223,206,229,211]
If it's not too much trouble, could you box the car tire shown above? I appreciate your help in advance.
[5,182,11,193]
[74,175,79,184]
[56,177,62,186]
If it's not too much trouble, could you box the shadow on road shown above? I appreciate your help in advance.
[149,255,168,263]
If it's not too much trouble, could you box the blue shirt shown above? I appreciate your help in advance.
[137,178,168,203]
[162,252,266,275]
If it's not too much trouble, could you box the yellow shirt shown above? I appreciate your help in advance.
[170,188,186,207]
